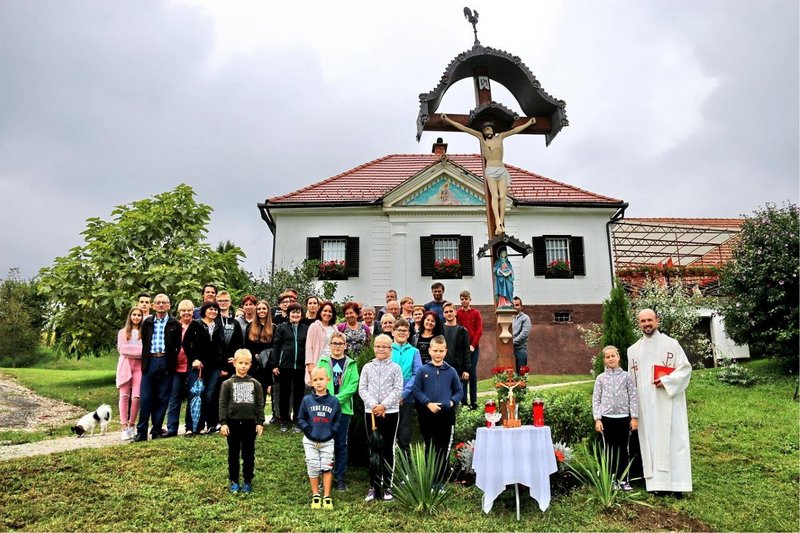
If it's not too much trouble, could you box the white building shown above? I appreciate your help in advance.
[259,145,626,374]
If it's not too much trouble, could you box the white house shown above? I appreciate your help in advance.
[259,144,627,374]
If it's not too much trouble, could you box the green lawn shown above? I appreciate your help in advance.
[0,357,797,531]
[476,374,593,394]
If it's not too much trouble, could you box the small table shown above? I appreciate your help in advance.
[473,426,557,519]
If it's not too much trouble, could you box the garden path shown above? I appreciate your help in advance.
[0,375,591,461]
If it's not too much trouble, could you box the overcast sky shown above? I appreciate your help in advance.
[1,0,797,279]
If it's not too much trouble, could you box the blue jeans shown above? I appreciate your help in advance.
[166,372,188,435]
[467,347,480,406]
[514,345,528,375]
[333,413,351,482]
[136,357,173,438]
[186,367,220,433]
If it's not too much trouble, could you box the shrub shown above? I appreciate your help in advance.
[452,390,593,446]
[719,202,799,365]
[716,357,756,387]
[592,282,639,375]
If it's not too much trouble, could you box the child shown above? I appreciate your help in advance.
[316,331,360,491]
[219,349,265,494]
[412,335,463,485]
[592,345,639,490]
[359,334,404,502]
[390,318,422,460]
[298,366,341,510]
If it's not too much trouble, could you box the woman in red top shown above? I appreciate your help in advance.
[165,299,194,437]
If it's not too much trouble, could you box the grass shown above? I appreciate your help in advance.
[476,373,592,394]
[0,356,797,531]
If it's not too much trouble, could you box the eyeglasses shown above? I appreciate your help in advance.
[394,328,409,333]
[330,342,346,346]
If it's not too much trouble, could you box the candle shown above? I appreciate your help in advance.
[533,398,545,427]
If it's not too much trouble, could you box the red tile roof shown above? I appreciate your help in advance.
[266,154,623,206]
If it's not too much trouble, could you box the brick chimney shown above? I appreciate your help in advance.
[432,137,448,155]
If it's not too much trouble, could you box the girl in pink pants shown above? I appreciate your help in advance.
[117,307,143,440]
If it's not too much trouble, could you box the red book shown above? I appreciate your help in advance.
[653,365,675,383]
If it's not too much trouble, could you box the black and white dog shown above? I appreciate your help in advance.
[71,404,112,437]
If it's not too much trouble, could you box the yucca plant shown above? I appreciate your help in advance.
[566,441,646,511]
[391,443,451,513]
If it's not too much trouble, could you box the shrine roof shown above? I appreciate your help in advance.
[264,154,624,207]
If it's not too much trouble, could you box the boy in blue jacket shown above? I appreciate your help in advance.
[298,367,341,510]
[413,335,463,484]
[391,318,422,459]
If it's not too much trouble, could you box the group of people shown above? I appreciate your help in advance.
[114,282,508,506]
[592,309,693,496]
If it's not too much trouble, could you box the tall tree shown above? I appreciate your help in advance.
[0,268,46,366]
[719,203,799,365]
[38,184,244,356]
[593,281,639,375]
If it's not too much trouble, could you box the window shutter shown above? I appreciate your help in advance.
[570,236,586,275]
[307,237,321,261]
[532,236,547,275]
[420,236,434,276]
[459,236,474,276]
[345,237,359,277]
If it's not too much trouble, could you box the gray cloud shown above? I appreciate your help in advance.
[1,0,797,280]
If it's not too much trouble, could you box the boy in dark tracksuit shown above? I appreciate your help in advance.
[219,349,265,494]
[413,335,463,484]
[298,367,342,510]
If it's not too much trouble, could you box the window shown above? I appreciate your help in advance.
[321,238,346,262]
[545,238,570,265]
[434,237,459,262]
[553,311,572,323]
[307,236,359,279]
[532,235,585,278]
[420,235,474,278]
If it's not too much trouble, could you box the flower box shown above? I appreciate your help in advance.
[433,258,462,279]
[546,259,573,278]
[318,260,347,280]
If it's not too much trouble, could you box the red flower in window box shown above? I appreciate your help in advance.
[547,259,571,274]
[318,260,346,279]
[433,258,461,278]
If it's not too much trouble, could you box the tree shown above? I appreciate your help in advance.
[245,260,337,307]
[635,278,710,365]
[38,184,245,356]
[719,203,799,365]
[0,268,46,366]
[592,281,638,375]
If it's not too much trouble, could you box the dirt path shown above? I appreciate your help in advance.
[0,375,592,462]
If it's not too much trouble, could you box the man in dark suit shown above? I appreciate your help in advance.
[135,293,182,442]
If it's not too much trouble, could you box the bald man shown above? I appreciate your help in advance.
[627,309,692,495]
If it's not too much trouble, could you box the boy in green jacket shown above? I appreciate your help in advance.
[317,330,360,491]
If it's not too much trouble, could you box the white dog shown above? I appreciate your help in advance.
[71,404,112,437]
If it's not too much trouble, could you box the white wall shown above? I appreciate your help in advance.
[270,204,617,306]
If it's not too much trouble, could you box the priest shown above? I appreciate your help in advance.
[628,308,693,495]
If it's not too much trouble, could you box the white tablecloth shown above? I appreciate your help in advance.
[473,426,557,513]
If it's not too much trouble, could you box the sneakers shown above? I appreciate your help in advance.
[184,430,193,438]
[469,404,479,411]
[230,482,240,493]
[383,489,394,501]
[336,480,347,492]
[292,425,302,434]
[207,425,220,435]
[311,494,322,509]
[242,483,253,494]
[322,496,333,510]
[280,424,289,433]
[364,488,376,502]
[621,482,633,491]
[120,429,130,441]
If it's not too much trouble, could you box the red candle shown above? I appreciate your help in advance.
[532,399,545,427]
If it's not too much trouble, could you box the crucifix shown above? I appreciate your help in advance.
[416,7,567,368]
